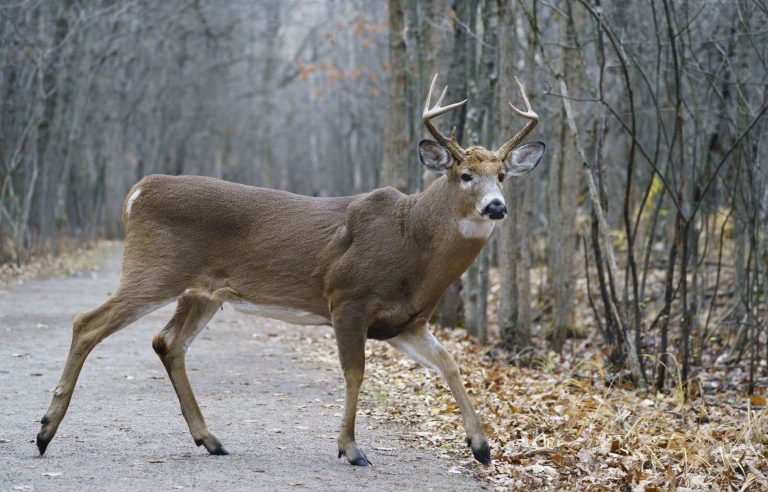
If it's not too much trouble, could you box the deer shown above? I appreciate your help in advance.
[36,74,545,467]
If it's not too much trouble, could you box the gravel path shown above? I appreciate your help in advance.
[0,247,482,491]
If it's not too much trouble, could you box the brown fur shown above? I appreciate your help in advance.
[37,169,502,465]
[119,174,488,338]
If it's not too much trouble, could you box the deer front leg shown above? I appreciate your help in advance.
[387,324,491,465]
[331,305,371,466]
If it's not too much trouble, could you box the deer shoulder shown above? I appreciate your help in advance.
[324,186,425,338]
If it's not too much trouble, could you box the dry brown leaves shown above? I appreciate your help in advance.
[0,240,116,285]
[289,326,767,491]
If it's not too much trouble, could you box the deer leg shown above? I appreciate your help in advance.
[331,306,370,466]
[37,292,167,455]
[387,324,492,465]
[152,294,227,455]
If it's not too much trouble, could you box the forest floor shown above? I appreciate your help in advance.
[1,243,766,491]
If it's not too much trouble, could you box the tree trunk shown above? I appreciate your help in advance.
[258,3,281,188]
[463,0,497,344]
[380,0,409,192]
[497,0,526,351]
[547,2,579,352]
[435,0,473,327]
[498,0,538,353]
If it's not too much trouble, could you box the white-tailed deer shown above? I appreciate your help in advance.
[37,74,544,466]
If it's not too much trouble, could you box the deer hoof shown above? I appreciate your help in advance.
[467,437,492,465]
[209,444,229,456]
[36,432,51,456]
[195,436,229,455]
[349,455,372,466]
[338,447,371,466]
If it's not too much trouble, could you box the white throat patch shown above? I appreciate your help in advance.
[459,217,495,239]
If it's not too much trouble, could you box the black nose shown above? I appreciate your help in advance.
[483,199,507,220]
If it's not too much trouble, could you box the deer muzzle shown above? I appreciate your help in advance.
[482,199,507,220]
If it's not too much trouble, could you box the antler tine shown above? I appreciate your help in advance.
[436,85,448,109]
[424,73,438,114]
[509,76,538,119]
[496,76,539,161]
[422,73,467,162]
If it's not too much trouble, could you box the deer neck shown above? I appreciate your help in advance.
[409,176,492,243]
[405,176,489,272]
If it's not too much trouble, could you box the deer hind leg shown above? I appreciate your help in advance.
[37,291,169,455]
[387,324,492,465]
[331,305,371,466]
[152,292,227,455]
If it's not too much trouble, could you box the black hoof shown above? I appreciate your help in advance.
[36,432,51,456]
[469,440,492,465]
[350,455,372,466]
[339,449,372,466]
[210,444,229,456]
[195,437,229,455]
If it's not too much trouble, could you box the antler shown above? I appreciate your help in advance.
[496,76,539,161]
[422,73,467,162]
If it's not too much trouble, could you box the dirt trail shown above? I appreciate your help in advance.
[0,247,482,491]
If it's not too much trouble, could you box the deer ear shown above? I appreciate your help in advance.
[419,139,452,173]
[506,141,546,176]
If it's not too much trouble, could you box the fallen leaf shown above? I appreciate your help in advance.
[749,395,766,406]
[577,448,594,463]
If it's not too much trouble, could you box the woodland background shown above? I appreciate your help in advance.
[1,0,767,397]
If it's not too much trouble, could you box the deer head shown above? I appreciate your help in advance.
[419,74,546,225]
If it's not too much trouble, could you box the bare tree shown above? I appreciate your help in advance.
[380,0,409,192]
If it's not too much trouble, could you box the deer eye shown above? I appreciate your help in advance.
[498,173,506,182]
[460,173,472,182]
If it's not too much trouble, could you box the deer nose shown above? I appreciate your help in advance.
[483,199,507,220]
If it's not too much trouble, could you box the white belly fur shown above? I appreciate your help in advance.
[229,300,331,325]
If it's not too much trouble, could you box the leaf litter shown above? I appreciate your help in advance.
[287,326,767,491]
